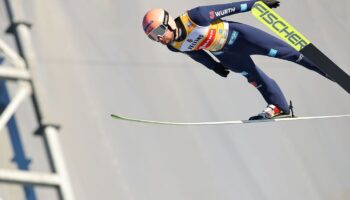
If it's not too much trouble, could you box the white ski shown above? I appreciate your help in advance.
[111,114,350,126]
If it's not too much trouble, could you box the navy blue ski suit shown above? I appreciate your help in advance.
[167,1,328,113]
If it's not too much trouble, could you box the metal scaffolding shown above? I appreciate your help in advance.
[0,0,75,199]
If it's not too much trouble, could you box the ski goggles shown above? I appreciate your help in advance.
[148,11,170,41]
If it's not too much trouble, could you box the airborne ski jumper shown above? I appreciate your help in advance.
[142,0,339,120]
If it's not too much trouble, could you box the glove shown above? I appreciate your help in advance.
[213,63,230,78]
[259,0,280,8]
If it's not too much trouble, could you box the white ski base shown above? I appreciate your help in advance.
[111,114,350,126]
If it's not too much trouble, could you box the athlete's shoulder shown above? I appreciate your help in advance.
[187,7,210,26]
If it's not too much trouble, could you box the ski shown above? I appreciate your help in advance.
[110,114,350,126]
[251,2,350,93]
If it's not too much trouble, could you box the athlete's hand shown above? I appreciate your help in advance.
[213,64,230,78]
[259,0,280,8]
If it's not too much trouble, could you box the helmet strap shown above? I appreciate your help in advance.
[166,23,175,39]
[172,29,177,41]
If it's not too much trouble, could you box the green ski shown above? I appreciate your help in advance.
[111,114,350,126]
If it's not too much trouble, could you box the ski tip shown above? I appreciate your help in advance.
[111,114,121,119]
[111,114,129,121]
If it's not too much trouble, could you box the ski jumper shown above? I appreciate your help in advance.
[167,1,328,113]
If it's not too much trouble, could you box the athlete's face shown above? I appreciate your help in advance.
[158,29,175,45]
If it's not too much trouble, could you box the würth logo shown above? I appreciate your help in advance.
[210,8,236,19]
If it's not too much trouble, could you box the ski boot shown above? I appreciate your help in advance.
[249,104,291,120]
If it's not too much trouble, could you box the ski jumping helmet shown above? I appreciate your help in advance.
[142,8,176,41]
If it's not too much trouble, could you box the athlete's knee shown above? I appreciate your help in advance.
[243,73,264,89]
[271,46,303,63]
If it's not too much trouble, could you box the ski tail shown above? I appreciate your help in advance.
[300,44,350,93]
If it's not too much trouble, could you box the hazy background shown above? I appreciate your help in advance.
[1,0,349,199]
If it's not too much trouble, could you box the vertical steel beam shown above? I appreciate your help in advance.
[0,0,76,199]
